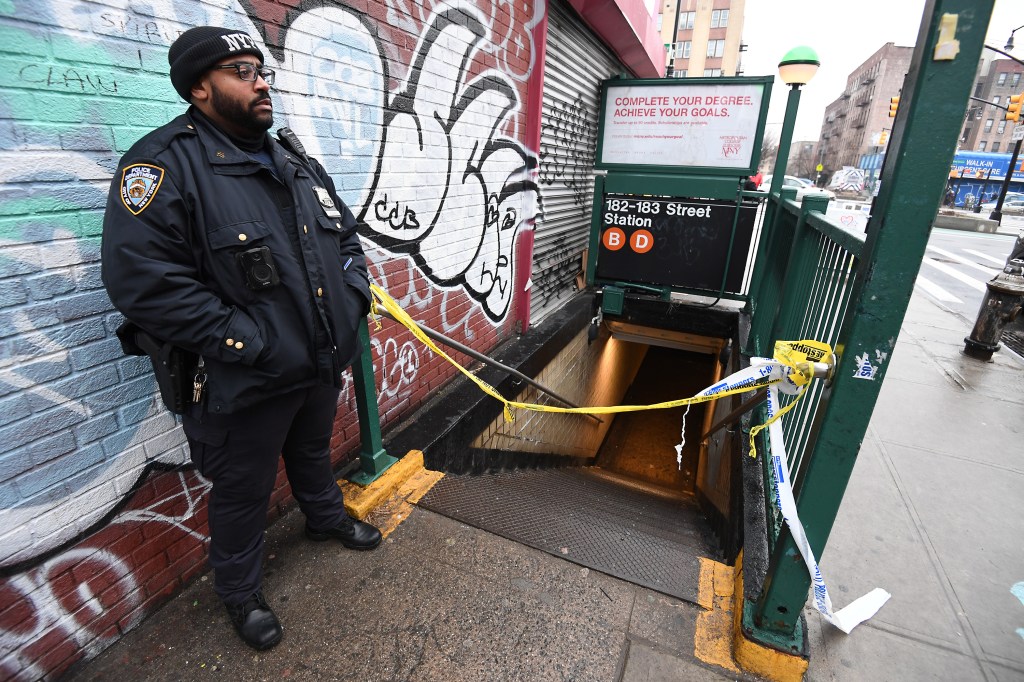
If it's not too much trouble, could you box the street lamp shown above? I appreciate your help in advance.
[771,46,820,196]
[1005,24,1024,52]
[778,46,820,88]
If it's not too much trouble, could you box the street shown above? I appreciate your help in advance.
[915,223,1023,356]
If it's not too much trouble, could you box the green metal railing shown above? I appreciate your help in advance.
[746,194,867,557]
[741,0,993,649]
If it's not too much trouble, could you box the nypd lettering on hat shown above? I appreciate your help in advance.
[220,32,259,53]
[167,26,266,101]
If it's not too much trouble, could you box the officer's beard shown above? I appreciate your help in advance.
[210,86,274,142]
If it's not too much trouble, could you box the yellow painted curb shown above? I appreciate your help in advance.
[366,464,445,539]
[731,554,808,682]
[338,450,432,520]
[693,554,809,681]
[694,557,740,673]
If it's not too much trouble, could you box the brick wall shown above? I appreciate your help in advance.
[0,1,542,678]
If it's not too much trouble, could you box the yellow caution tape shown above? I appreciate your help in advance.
[747,339,832,459]
[369,284,832,448]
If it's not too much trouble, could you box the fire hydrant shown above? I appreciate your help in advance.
[963,258,1024,360]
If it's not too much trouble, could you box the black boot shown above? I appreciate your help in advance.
[305,515,382,550]
[225,590,283,651]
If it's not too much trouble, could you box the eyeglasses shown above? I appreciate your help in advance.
[212,63,275,86]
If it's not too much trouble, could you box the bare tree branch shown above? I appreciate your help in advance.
[760,130,779,171]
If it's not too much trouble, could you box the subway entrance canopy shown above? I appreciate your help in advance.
[587,76,773,301]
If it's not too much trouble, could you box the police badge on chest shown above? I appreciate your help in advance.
[312,186,341,218]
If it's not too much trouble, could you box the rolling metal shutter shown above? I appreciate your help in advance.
[531,1,625,323]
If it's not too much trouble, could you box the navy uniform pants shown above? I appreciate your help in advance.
[182,385,348,606]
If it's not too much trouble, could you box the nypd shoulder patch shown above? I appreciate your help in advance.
[120,163,165,216]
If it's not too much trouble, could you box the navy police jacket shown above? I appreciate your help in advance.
[102,107,370,414]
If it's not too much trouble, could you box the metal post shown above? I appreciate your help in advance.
[770,85,802,196]
[347,317,398,486]
[744,85,804,330]
[989,136,1022,222]
[750,0,994,642]
[667,0,684,77]
[585,174,606,286]
[816,144,826,187]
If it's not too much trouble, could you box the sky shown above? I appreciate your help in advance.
[738,0,1023,142]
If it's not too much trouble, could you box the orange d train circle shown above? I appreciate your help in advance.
[630,229,654,254]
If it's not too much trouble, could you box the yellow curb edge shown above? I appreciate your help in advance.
[694,557,740,673]
[731,554,809,682]
[693,553,809,681]
[338,450,431,520]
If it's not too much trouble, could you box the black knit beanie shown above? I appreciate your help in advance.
[168,26,265,102]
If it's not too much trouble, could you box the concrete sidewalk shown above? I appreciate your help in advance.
[66,288,1024,681]
[65,476,752,681]
[803,292,1024,681]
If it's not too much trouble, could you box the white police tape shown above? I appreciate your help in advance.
[755,357,891,633]
[674,360,786,467]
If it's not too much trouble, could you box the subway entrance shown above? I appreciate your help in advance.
[413,298,742,603]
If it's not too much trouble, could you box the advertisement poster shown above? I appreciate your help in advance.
[599,82,765,169]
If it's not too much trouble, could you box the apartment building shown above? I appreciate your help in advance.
[961,57,1024,153]
[817,42,912,173]
[658,0,746,78]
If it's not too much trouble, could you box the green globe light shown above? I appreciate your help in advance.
[778,46,820,87]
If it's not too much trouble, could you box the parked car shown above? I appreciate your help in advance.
[979,193,1024,212]
[758,174,836,200]
[981,199,1024,215]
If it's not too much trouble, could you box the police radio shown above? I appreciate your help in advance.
[277,127,309,163]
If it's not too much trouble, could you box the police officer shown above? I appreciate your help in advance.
[101,26,381,651]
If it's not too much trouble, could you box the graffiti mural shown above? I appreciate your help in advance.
[0,0,537,567]
[0,0,542,677]
[257,2,539,321]
[379,0,544,83]
[0,469,211,679]
[0,136,189,572]
[355,5,536,321]
[1,549,141,682]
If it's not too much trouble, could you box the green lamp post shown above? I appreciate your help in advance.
[770,46,820,196]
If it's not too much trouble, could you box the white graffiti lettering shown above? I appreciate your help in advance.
[0,549,140,667]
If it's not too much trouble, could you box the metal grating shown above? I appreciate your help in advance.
[1002,329,1024,358]
[417,468,718,603]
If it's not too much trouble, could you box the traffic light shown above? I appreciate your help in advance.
[878,130,889,145]
[1007,93,1024,122]
[888,96,900,118]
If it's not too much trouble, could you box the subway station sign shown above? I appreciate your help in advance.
[596,77,772,175]
[596,194,757,292]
